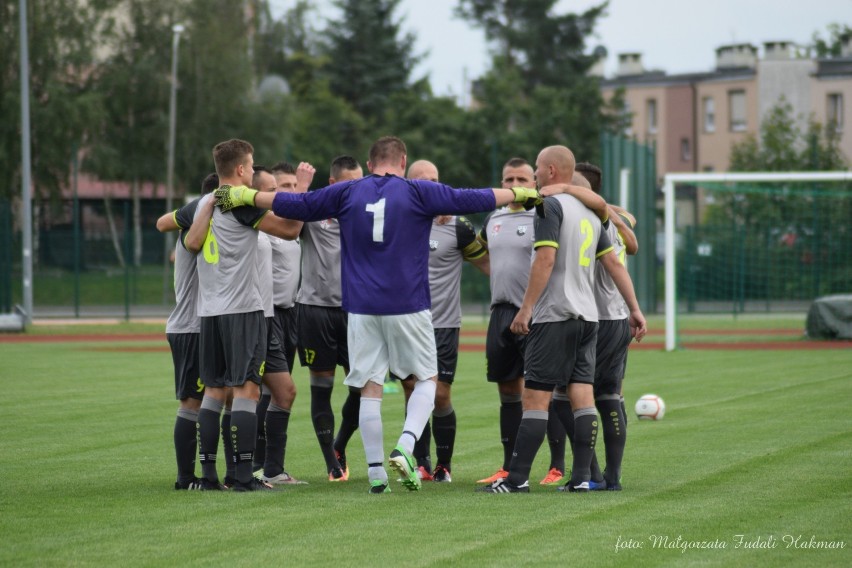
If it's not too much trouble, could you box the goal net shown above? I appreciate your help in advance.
[663,172,852,350]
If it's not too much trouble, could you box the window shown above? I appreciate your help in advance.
[680,138,691,161]
[646,99,658,134]
[729,90,747,132]
[828,93,844,131]
[703,97,715,133]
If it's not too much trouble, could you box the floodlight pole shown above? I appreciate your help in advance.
[162,23,184,303]
[19,0,33,325]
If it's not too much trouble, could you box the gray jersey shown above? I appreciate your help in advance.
[428,216,485,329]
[196,193,268,317]
[297,219,342,307]
[256,232,274,317]
[594,214,633,320]
[165,197,202,334]
[479,207,535,308]
[532,195,613,324]
[270,235,301,309]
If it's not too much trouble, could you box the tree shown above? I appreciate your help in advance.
[811,23,852,58]
[323,0,423,129]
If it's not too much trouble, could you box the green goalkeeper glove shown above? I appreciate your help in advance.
[213,185,258,212]
[511,186,544,215]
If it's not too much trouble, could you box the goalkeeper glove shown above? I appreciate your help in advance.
[213,185,258,212]
[510,186,544,214]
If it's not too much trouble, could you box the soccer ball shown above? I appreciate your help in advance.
[635,394,666,420]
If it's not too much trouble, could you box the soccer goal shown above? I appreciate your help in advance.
[663,171,852,351]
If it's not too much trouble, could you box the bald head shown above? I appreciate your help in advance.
[571,172,591,189]
[407,160,439,182]
[535,145,576,187]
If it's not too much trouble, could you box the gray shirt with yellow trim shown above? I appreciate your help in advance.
[594,213,635,320]
[428,216,486,329]
[479,207,535,309]
[531,195,612,324]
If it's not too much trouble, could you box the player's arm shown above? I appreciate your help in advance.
[599,251,647,342]
[539,183,608,221]
[608,206,638,255]
[458,216,490,276]
[510,198,561,335]
[256,212,302,240]
[156,211,180,232]
[183,196,215,253]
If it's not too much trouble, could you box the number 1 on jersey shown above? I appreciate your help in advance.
[365,198,386,243]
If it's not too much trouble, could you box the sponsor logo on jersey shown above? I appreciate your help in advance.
[320,219,334,230]
[517,225,527,236]
[429,239,439,251]
[491,223,502,235]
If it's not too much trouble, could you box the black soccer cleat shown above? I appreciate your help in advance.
[558,480,590,493]
[476,478,530,493]
[230,478,276,492]
[174,477,204,490]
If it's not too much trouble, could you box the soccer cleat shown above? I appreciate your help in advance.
[539,468,564,485]
[432,465,452,483]
[262,471,307,485]
[196,477,225,491]
[558,480,590,493]
[388,446,422,491]
[252,468,264,480]
[417,466,434,481]
[476,478,530,493]
[231,478,276,492]
[222,476,236,490]
[174,477,204,490]
[476,468,509,484]
[328,466,348,482]
[382,381,400,394]
[369,480,391,494]
[334,450,350,481]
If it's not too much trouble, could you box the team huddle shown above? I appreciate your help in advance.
[157,135,647,493]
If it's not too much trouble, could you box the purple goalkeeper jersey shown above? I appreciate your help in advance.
[271,174,496,315]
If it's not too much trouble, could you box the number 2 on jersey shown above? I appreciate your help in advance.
[365,198,386,243]
[578,218,593,267]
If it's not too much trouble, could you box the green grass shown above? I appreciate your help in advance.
[1,323,851,567]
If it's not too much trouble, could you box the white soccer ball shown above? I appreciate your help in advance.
[635,394,666,420]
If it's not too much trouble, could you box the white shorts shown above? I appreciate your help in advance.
[344,310,438,388]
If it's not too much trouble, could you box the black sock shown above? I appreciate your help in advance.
[230,398,258,484]
[254,393,271,471]
[311,384,338,470]
[597,397,627,485]
[621,396,628,426]
[221,410,235,481]
[174,408,198,483]
[197,397,223,482]
[414,420,432,470]
[546,402,566,472]
[569,408,598,485]
[334,387,360,455]
[433,408,456,469]
[552,395,574,449]
[499,397,522,471]
[507,410,548,486]
[264,404,291,478]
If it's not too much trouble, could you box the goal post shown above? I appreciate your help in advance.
[663,171,852,351]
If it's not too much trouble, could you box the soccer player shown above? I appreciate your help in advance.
[252,164,315,485]
[297,155,363,482]
[398,159,489,483]
[214,135,543,493]
[194,139,304,492]
[576,161,638,491]
[155,173,218,490]
[480,145,646,494]
[477,158,606,487]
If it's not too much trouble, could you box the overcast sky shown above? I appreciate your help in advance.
[269,0,848,99]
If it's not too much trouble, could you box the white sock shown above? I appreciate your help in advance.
[359,397,385,479]
[399,380,436,454]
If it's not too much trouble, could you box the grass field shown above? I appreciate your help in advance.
[1,317,850,567]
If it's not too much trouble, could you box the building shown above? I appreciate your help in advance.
[601,39,852,178]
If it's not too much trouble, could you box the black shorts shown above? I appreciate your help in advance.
[391,327,459,383]
[297,304,348,372]
[594,318,632,397]
[273,305,298,373]
[265,315,290,374]
[167,332,204,401]
[200,311,267,388]
[524,319,598,389]
[485,303,526,383]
